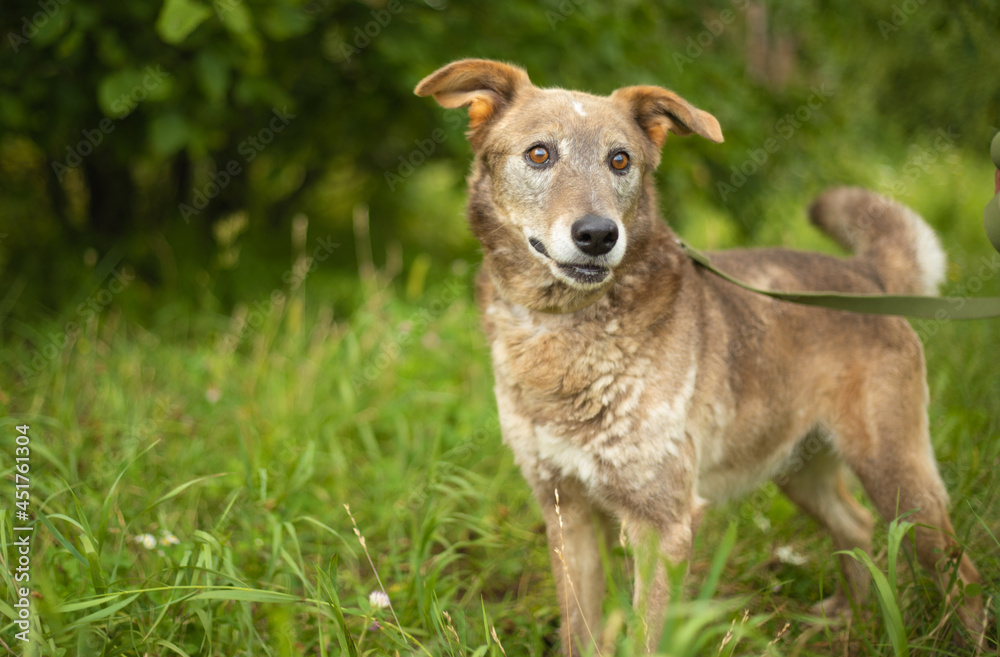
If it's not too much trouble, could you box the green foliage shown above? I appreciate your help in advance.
[1,156,998,652]
[2,2,1000,654]
[2,0,1000,319]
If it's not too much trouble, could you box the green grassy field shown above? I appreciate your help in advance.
[2,149,999,655]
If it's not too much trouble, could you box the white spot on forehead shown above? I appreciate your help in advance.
[572,101,586,117]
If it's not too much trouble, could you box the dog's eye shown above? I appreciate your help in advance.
[527,146,550,165]
[610,152,630,172]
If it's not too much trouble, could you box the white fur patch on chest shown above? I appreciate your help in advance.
[533,363,697,490]
[536,425,600,489]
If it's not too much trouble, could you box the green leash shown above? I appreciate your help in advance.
[681,132,1000,320]
[679,240,1000,319]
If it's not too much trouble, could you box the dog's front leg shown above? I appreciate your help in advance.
[534,478,606,657]
[622,503,699,654]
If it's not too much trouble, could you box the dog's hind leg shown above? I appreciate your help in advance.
[832,362,986,646]
[534,478,605,657]
[775,433,875,620]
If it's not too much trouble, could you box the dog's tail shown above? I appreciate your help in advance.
[808,186,946,295]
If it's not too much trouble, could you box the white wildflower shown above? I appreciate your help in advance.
[369,590,390,610]
[135,533,157,550]
[775,545,808,566]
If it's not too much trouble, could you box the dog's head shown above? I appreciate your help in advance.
[416,59,722,312]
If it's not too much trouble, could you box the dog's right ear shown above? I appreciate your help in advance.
[415,59,530,141]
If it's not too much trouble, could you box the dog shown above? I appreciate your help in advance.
[415,59,984,655]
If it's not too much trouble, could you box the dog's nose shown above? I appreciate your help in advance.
[571,215,619,256]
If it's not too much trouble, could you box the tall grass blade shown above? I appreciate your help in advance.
[698,522,738,601]
[843,548,909,657]
[320,556,359,657]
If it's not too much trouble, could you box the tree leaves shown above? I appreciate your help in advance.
[150,111,193,157]
[155,0,213,45]
[97,67,173,119]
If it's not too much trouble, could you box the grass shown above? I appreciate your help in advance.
[2,147,999,655]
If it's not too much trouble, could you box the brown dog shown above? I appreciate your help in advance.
[415,59,984,655]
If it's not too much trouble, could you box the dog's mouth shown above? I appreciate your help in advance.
[557,263,610,284]
[529,237,611,285]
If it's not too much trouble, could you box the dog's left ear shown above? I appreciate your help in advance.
[612,85,723,147]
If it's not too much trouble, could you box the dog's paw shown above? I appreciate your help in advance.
[808,594,853,625]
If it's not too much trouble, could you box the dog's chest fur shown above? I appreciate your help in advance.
[481,267,701,499]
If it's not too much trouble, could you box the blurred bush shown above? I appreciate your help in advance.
[0,0,997,317]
